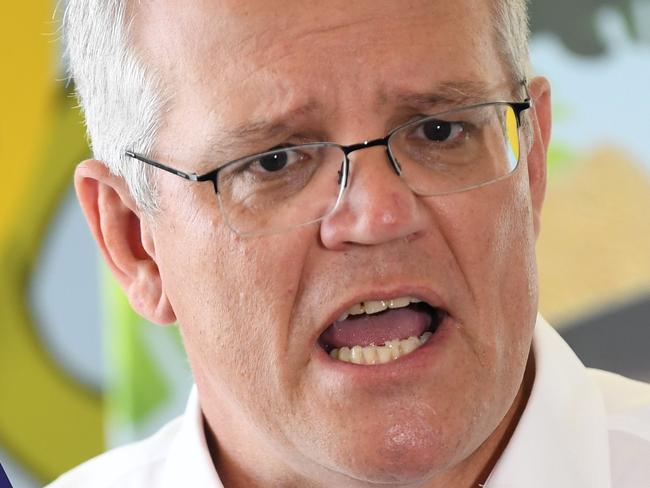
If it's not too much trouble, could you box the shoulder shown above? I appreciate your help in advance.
[589,368,650,423]
[588,369,650,486]
[46,416,183,488]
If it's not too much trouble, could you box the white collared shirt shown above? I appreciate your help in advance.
[47,317,650,488]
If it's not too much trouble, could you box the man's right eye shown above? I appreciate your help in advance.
[258,151,289,172]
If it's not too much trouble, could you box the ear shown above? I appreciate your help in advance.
[525,76,552,238]
[74,160,176,325]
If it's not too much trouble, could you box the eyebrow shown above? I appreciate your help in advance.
[197,103,321,170]
[388,80,498,109]
[198,80,500,169]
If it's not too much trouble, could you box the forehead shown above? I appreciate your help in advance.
[134,0,506,153]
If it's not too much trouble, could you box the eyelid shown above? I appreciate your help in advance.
[268,143,297,150]
[260,137,317,154]
[393,109,463,134]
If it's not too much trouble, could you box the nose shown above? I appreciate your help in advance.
[320,147,429,249]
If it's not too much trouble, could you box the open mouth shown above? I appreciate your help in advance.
[318,297,447,365]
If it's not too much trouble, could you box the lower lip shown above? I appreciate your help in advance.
[312,313,455,380]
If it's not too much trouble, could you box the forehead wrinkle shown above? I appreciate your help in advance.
[285,11,388,44]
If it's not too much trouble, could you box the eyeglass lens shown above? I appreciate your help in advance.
[217,103,521,235]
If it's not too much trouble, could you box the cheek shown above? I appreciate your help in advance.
[482,178,538,390]
[156,207,313,411]
[449,175,538,314]
[493,178,539,312]
[435,176,538,390]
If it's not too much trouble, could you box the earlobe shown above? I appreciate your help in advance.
[74,160,176,325]
[526,77,552,238]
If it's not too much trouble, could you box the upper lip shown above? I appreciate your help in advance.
[314,284,450,344]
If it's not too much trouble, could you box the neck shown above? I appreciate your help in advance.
[470,347,536,487]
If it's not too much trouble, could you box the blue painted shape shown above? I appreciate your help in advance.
[0,461,14,488]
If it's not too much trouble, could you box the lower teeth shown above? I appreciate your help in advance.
[329,331,433,365]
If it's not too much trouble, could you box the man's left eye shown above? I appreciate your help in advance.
[417,119,464,143]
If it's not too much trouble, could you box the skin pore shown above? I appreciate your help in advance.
[75,0,551,486]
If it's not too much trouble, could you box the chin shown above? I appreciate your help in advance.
[318,415,466,486]
[334,447,445,486]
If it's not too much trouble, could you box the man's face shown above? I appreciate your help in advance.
[135,0,545,483]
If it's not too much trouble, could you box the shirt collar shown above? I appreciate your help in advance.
[161,386,223,488]
[161,316,612,488]
[485,315,611,487]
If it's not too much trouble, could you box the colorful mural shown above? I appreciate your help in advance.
[0,2,102,484]
[532,4,650,322]
[1,1,648,486]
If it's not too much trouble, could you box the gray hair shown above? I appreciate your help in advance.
[62,0,532,212]
[492,0,534,147]
[493,0,533,85]
[63,0,163,212]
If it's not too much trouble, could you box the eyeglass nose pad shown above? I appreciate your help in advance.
[337,148,401,188]
[386,148,402,176]
[337,159,350,188]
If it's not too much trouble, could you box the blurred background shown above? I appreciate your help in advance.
[1,1,649,486]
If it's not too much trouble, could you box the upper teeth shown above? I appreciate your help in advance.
[336,297,422,322]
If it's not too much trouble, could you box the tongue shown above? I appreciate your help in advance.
[320,307,430,349]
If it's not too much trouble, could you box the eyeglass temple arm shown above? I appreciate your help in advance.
[506,79,533,126]
[522,78,532,105]
[125,150,201,181]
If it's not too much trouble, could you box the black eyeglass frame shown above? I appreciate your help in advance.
[125,98,532,197]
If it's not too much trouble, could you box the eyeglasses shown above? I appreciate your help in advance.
[126,99,531,236]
